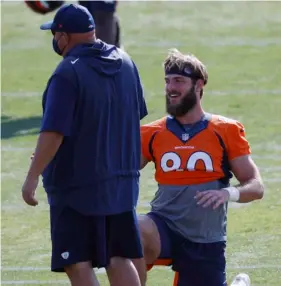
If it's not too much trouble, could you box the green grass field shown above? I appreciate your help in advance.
[1,1,281,285]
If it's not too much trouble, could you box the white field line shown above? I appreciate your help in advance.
[1,281,68,285]
[1,147,34,152]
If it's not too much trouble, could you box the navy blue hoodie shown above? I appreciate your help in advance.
[41,40,147,215]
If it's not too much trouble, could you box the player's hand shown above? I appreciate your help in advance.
[30,153,34,160]
[194,189,230,209]
[22,176,39,206]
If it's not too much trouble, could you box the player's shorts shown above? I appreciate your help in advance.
[146,212,227,286]
[50,206,143,272]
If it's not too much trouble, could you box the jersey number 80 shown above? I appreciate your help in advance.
[160,151,214,172]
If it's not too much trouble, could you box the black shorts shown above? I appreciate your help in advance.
[50,206,143,272]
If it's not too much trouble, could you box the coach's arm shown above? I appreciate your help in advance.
[22,74,77,206]
[230,154,264,203]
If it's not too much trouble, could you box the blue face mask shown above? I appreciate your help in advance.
[52,38,63,55]
[52,32,67,56]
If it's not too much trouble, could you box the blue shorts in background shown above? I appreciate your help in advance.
[147,212,227,286]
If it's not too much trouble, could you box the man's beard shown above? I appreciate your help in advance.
[166,86,197,117]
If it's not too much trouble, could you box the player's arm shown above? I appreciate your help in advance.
[27,75,77,179]
[195,120,264,209]
[140,125,156,170]
[140,155,149,170]
[230,155,264,203]
[226,121,264,203]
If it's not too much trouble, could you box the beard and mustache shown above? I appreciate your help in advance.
[166,85,197,117]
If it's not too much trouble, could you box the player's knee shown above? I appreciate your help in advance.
[138,214,161,263]
[138,214,153,247]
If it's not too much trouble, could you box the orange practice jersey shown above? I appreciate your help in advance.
[141,114,251,185]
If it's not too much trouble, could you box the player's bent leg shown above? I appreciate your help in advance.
[135,213,174,285]
[176,267,226,286]
[133,214,162,284]
[65,262,99,286]
[138,214,161,264]
[173,240,227,286]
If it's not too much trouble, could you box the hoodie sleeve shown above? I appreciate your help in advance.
[133,62,148,120]
[41,74,77,136]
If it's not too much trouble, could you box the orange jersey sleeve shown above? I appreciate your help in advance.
[225,120,251,161]
[141,118,166,162]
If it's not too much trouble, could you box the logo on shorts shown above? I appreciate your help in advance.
[61,252,69,260]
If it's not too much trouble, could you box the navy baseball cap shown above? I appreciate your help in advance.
[40,3,95,33]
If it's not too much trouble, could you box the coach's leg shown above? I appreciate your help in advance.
[65,262,99,286]
[105,211,146,286]
[50,206,100,286]
[131,257,147,286]
[107,257,141,286]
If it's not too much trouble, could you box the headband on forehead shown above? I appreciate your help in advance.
[165,66,202,80]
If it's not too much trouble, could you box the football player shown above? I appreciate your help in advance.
[136,49,264,286]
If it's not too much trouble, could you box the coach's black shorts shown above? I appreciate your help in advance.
[50,206,143,272]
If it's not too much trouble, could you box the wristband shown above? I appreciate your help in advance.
[224,186,240,202]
